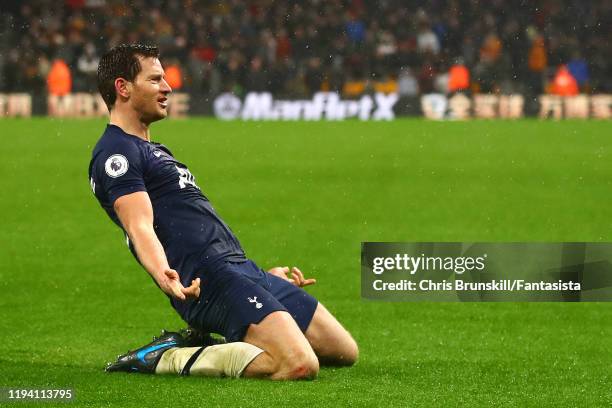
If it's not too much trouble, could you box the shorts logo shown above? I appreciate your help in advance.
[247,296,263,309]
[153,150,162,158]
[105,154,129,178]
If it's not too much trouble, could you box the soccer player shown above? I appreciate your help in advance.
[88,44,358,380]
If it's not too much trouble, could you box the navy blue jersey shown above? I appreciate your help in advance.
[88,124,246,286]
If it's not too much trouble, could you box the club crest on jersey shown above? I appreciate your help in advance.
[105,154,129,178]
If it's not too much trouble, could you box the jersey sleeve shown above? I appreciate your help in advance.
[93,140,147,205]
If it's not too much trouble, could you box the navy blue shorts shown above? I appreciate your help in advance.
[176,259,318,342]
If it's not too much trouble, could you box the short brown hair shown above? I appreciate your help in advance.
[97,44,159,110]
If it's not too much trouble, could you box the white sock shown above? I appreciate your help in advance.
[155,343,263,378]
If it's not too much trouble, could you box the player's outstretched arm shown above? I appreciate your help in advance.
[114,191,200,301]
[267,266,316,287]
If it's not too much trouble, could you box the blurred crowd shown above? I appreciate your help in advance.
[0,0,609,98]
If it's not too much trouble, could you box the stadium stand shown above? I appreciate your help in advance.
[0,0,609,97]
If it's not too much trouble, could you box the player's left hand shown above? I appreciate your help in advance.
[160,269,201,301]
[267,266,316,287]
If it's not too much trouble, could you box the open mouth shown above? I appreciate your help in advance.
[158,97,168,109]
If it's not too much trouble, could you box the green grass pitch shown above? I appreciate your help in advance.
[0,118,610,407]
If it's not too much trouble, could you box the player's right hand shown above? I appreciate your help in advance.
[159,269,201,301]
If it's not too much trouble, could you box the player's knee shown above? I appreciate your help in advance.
[273,346,319,380]
[283,353,319,380]
[340,338,359,366]
[327,334,359,366]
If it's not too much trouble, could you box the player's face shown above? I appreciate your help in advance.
[130,57,172,124]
